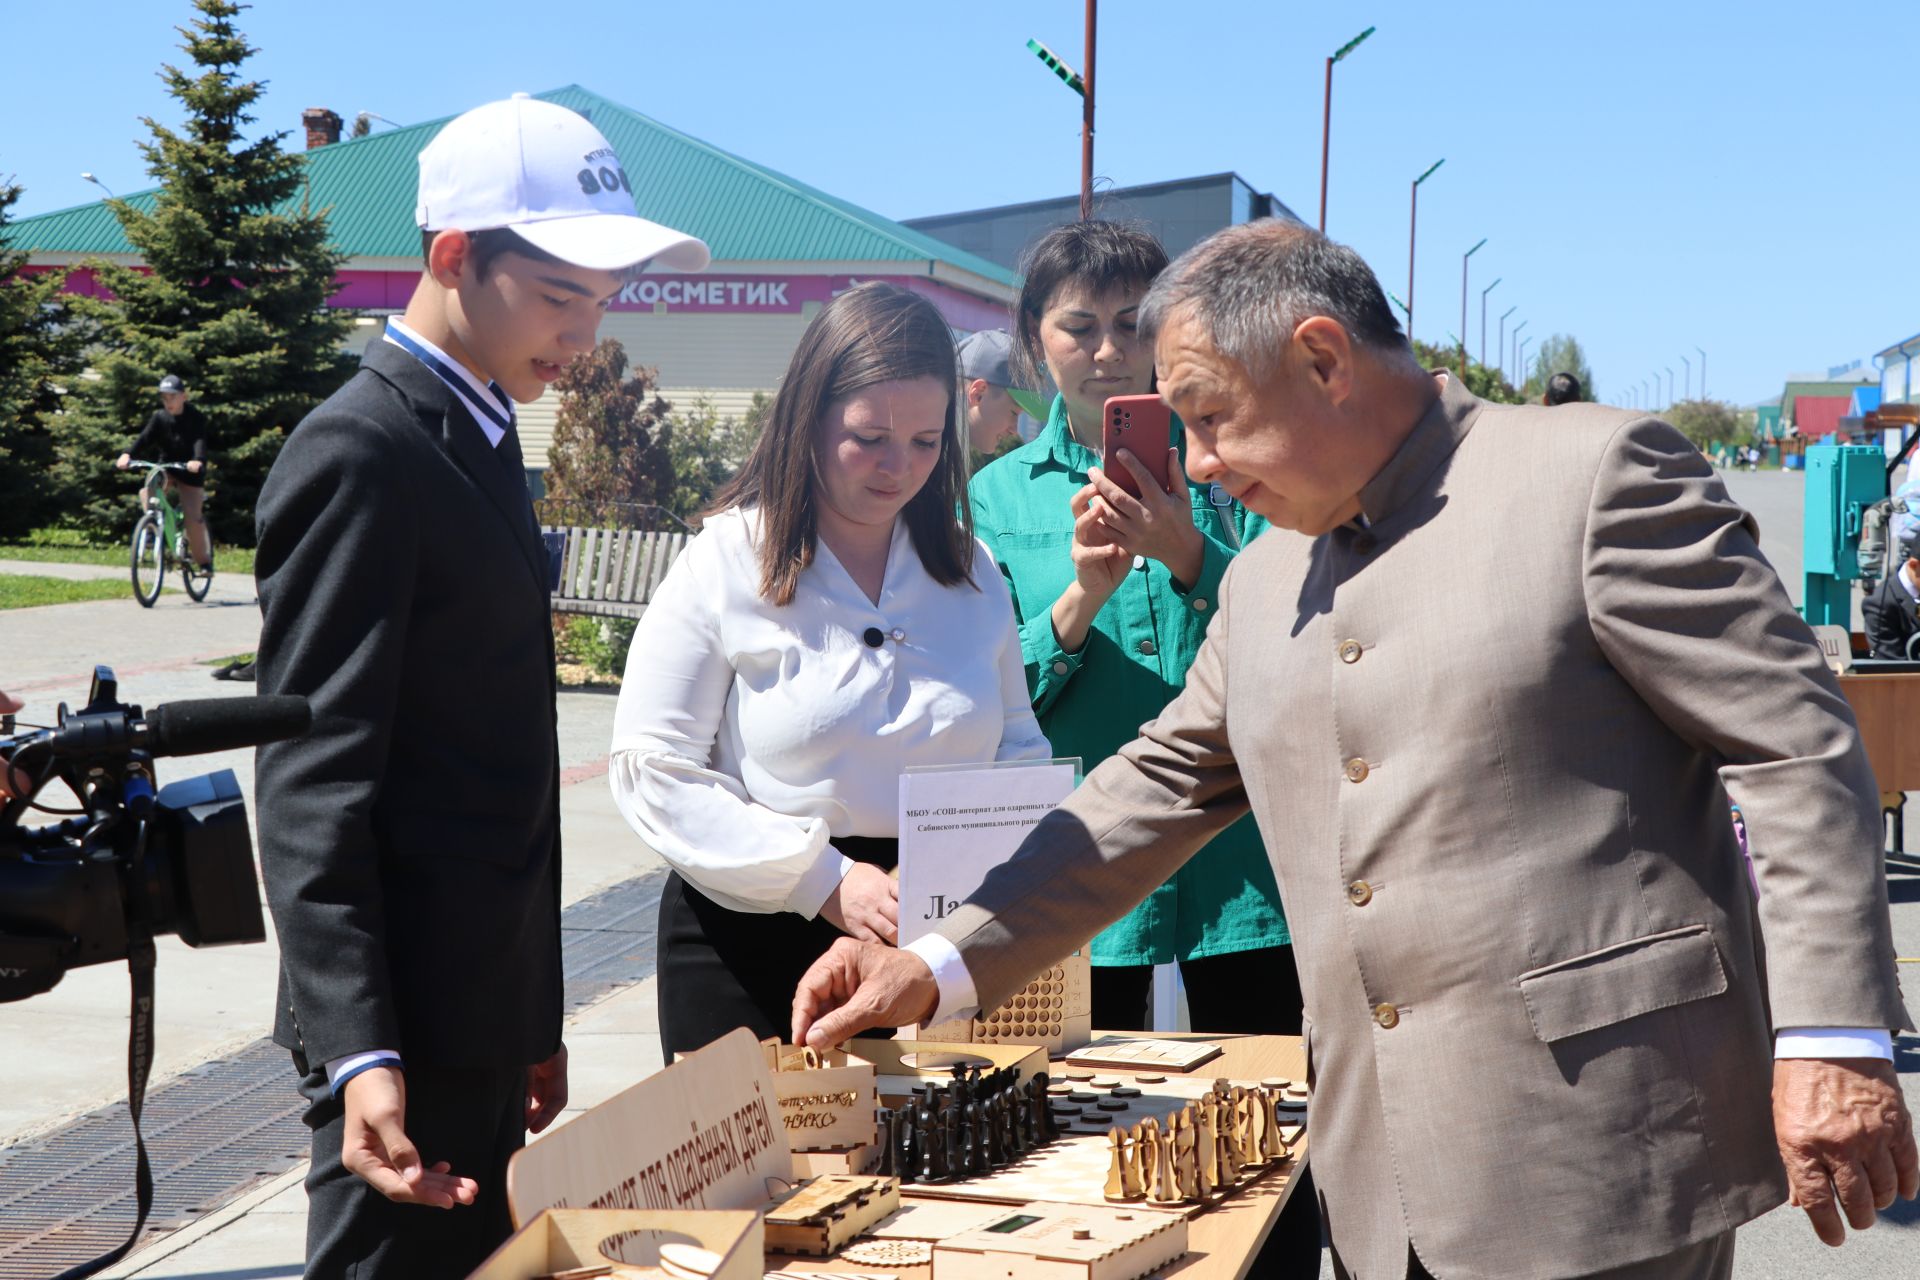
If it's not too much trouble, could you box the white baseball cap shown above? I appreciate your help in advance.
[416,94,710,273]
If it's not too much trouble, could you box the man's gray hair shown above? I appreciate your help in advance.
[1138,219,1410,380]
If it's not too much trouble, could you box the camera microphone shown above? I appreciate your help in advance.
[30,695,311,761]
[143,696,311,757]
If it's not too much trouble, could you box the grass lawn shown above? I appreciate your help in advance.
[0,573,148,609]
[0,542,256,574]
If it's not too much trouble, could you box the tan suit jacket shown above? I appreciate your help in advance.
[938,376,1912,1279]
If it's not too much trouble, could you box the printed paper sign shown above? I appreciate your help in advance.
[897,760,1077,946]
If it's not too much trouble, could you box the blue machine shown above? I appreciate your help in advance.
[1801,444,1888,627]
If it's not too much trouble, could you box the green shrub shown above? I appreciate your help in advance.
[557,616,637,679]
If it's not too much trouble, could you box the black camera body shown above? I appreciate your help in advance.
[0,666,306,1003]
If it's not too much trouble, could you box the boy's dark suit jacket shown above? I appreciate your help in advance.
[255,339,562,1071]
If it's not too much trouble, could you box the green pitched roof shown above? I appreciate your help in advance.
[10,85,1015,286]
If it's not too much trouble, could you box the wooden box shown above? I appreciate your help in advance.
[933,1201,1187,1280]
[762,1174,901,1257]
[790,1142,882,1178]
[762,1041,879,1153]
[917,952,1092,1056]
[468,1208,762,1280]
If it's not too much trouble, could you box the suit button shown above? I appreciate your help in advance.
[1373,1003,1400,1029]
[1138,639,1157,657]
[1337,639,1363,664]
[1347,880,1373,906]
[1343,757,1370,783]
[1192,598,1209,612]
[1052,660,1071,675]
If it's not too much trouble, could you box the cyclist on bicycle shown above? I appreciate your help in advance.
[115,374,212,570]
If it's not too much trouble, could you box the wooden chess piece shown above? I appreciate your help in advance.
[1194,1099,1221,1194]
[1145,1118,1176,1202]
[1171,1109,1200,1201]
[1104,1128,1143,1202]
[1260,1089,1287,1162]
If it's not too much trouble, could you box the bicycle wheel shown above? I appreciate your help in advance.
[130,512,166,607]
[181,550,214,602]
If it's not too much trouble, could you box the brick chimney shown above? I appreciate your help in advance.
[302,108,343,150]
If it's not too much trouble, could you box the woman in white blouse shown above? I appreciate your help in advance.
[610,283,1051,1058]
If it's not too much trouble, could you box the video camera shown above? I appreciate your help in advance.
[1,667,309,1277]
[0,666,309,1002]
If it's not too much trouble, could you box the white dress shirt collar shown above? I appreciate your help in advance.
[382,316,514,448]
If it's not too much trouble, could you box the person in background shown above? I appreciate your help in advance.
[116,374,212,569]
[957,328,1022,456]
[0,690,21,802]
[969,219,1294,1037]
[1544,370,1583,405]
[608,282,1050,1061]
[1863,479,1920,659]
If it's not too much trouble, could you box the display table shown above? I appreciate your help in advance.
[766,1032,1308,1280]
[1835,673,1920,869]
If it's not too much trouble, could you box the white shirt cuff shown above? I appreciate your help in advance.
[784,847,857,919]
[903,933,980,1025]
[1774,1028,1895,1060]
[1900,563,1920,602]
[325,1050,404,1095]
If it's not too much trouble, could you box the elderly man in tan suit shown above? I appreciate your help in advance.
[792,222,1916,1279]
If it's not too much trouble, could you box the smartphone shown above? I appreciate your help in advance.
[1101,395,1174,499]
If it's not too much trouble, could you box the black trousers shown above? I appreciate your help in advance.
[297,1057,526,1279]
[658,836,898,1061]
[1092,946,1321,1277]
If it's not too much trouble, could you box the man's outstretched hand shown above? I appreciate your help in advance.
[792,938,940,1051]
[1774,1057,1918,1245]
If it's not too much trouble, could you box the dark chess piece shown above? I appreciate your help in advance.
[916,1101,938,1183]
[967,1100,989,1172]
[875,1107,897,1177]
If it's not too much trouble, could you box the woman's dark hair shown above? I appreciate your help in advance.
[1545,371,1583,406]
[1011,220,1170,392]
[711,282,975,606]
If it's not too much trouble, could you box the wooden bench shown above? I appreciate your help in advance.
[542,524,689,620]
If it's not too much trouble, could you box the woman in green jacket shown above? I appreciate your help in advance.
[968,220,1298,1036]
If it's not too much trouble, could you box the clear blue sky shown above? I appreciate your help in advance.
[6,1,1912,408]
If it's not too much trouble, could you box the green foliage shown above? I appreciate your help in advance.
[1411,339,1525,404]
[1519,334,1597,404]
[0,178,93,538]
[663,391,768,522]
[544,337,676,525]
[556,615,636,680]
[0,572,143,610]
[1663,398,1743,454]
[51,0,352,545]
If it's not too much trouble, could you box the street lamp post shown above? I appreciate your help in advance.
[1460,238,1487,376]
[1407,158,1443,340]
[1665,367,1675,409]
[1682,355,1691,403]
[80,172,116,198]
[1026,18,1095,219]
[1081,0,1096,221]
[1510,320,1528,388]
[1480,277,1502,369]
[1320,26,1376,232]
[1497,306,1517,382]
[1518,336,1533,390]
[1696,346,1707,400]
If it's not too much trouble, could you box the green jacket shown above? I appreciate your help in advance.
[968,396,1289,964]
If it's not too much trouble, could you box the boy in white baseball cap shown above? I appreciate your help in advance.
[254,96,707,1277]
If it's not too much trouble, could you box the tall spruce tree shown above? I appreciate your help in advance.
[0,177,92,538]
[52,0,351,544]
